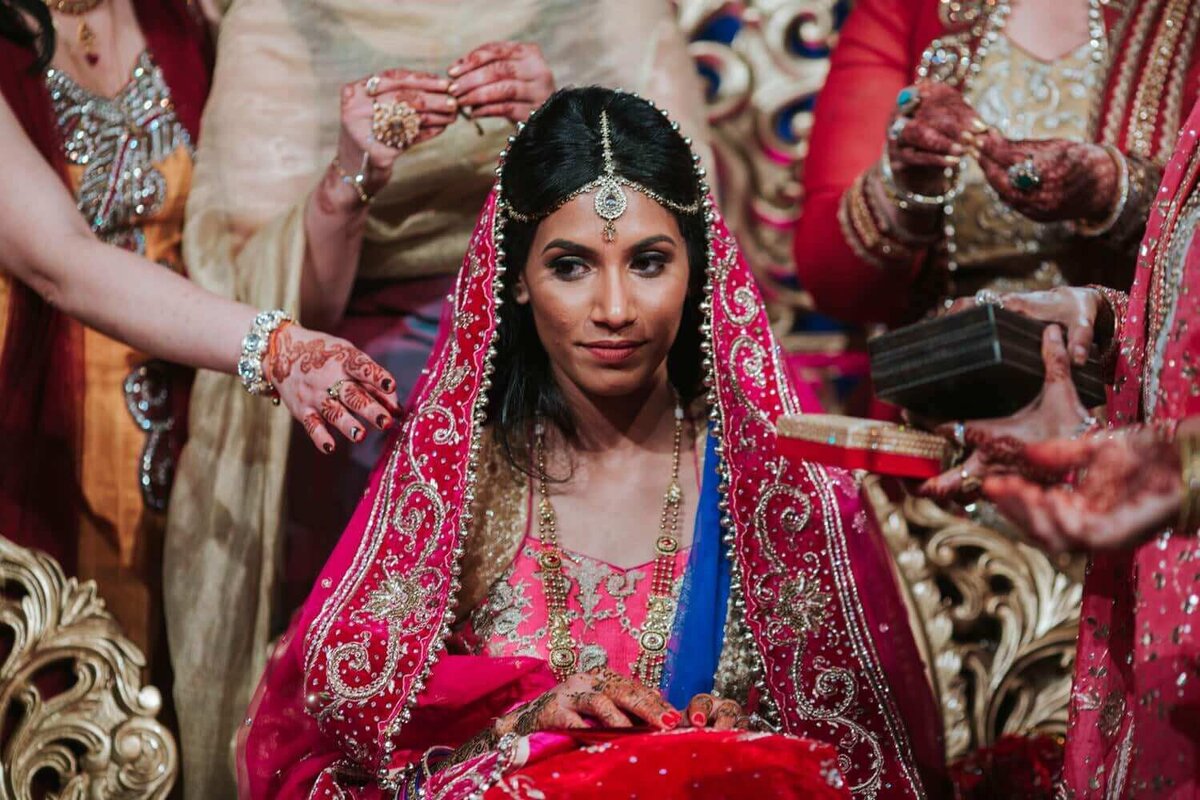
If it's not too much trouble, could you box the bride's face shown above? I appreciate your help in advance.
[515,191,691,400]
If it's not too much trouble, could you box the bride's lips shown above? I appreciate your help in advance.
[581,340,646,363]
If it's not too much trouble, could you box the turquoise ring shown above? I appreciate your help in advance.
[896,86,920,115]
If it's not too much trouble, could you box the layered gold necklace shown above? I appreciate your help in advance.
[44,0,105,67]
[534,404,685,686]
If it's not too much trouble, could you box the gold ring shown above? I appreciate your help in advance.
[372,99,421,150]
[327,379,348,399]
[960,467,982,494]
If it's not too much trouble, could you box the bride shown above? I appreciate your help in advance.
[239,87,947,800]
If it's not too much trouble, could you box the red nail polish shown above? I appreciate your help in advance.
[661,712,680,728]
[691,712,706,727]
[377,414,390,429]
[381,378,393,391]
[323,442,334,454]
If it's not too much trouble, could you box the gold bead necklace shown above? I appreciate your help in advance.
[534,404,685,686]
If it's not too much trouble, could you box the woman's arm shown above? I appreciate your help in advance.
[298,70,456,330]
[791,0,928,324]
[0,95,398,450]
[1,94,255,373]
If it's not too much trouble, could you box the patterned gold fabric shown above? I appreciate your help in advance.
[951,35,1104,295]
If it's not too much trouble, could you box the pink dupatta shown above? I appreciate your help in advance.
[1063,100,1200,799]
[240,112,945,800]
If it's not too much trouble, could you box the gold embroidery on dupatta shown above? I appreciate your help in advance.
[750,463,886,798]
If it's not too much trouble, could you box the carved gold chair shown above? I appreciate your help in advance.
[0,536,177,799]
[674,0,1082,762]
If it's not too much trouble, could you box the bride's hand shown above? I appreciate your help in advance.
[332,69,458,201]
[683,693,750,730]
[495,669,681,735]
[264,323,401,453]
[920,325,1095,500]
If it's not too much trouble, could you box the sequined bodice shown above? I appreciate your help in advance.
[45,51,192,251]
[468,533,691,678]
[951,34,1105,293]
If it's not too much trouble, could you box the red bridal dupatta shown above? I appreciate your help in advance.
[1061,99,1200,800]
[240,139,946,799]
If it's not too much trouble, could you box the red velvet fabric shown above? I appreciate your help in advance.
[0,2,211,569]
[479,730,850,800]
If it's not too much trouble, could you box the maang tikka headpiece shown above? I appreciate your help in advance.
[503,109,702,242]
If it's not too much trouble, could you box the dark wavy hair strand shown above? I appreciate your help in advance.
[0,1,55,71]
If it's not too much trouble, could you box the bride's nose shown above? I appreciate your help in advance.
[591,268,637,331]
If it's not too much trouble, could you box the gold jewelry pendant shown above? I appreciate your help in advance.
[78,19,99,66]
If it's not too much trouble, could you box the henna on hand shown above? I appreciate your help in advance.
[921,326,1094,500]
[982,426,1183,552]
[886,80,980,196]
[977,134,1118,223]
[263,324,400,450]
[447,41,555,123]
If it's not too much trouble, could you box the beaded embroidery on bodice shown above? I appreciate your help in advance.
[45,51,192,251]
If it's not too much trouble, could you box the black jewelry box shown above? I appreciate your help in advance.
[868,306,1107,421]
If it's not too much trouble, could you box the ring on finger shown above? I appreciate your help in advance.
[372,99,422,150]
[960,466,982,494]
[952,421,967,449]
[327,379,348,399]
[887,117,907,143]
[896,85,920,116]
[974,288,1004,309]
[365,74,381,95]
[1007,157,1042,192]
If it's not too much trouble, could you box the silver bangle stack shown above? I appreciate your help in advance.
[238,309,292,398]
[1074,144,1130,238]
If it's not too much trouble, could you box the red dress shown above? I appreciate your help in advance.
[793,0,1200,324]
[1062,97,1200,800]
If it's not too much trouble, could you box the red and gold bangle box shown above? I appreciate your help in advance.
[777,414,953,479]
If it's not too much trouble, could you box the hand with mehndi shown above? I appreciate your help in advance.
[975,132,1119,224]
[494,669,681,735]
[447,41,556,125]
[264,323,401,454]
[884,80,982,196]
[682,693,750,731]
[331,69,457,201]
[920,325,1096,500]
[981,426,1182,552]
[943,286,1110,366]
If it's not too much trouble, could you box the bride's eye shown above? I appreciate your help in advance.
[631,251,669,277]
[548,256,589,280]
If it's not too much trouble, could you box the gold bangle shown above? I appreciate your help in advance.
[331,151,373,205]
[1178,429,1200,533]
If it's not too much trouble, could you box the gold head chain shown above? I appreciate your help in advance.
[503,110,702,241]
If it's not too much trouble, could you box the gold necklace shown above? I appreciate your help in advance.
[43,0,106,67]
[534,404,685,686]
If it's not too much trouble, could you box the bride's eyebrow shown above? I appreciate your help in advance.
[541,238,597,257]
[626,234,675,253]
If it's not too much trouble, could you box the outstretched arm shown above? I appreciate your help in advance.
[0,95,399,450]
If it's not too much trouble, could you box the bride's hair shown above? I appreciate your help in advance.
[488,86,707,472]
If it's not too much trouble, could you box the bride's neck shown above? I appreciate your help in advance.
[555,371,677,455]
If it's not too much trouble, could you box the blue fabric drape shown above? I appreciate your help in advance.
[661,430,731,707]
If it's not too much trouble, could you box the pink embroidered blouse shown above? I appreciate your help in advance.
[468,529,691,678]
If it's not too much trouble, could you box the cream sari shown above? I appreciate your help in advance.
[172,2,709,795]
